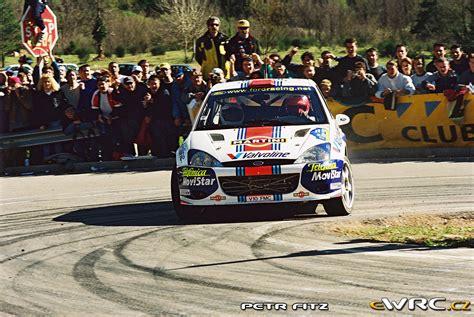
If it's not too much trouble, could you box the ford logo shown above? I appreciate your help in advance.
[252,161,264,166]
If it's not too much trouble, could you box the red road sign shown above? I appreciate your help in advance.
[20,5,58,57]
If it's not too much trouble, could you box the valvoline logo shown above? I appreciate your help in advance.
[227,153,243,160]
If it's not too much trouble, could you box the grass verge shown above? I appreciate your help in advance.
[331,212,473,248]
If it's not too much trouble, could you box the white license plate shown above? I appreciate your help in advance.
[246,195,274,202]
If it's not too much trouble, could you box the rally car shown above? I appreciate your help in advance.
[171,78,354,220]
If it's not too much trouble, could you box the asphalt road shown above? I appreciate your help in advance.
[0,161,473,316]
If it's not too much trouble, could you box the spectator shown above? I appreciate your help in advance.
[32,51,60,85]
[411,55,432,94]
[375,60,415,99]
[230,56,255,81]
[77,64,97,122]
[207,67,226,89]
[400,57,413,76]
[158,62,185,124]
[314,50,336,85]
[91,76,123,160]
[113,76,148,156]
[60,70,81,110]
[4,76,33,132]
[366,48,386,80]
[459,53,474,86]
[34,75,62,130]
[341,61,377,102]
[395,44,408,71]
[303,65,316,82]
[226,19,261,72]
[195,16,229,80]
[182,69,208,122]
[130,65,144,83]
[145,75,179,158]
[108,61,125,88]
[138,59,155,82]
[422,57,458,93]
[449,44,469,75]
[61,70,94,136]
[319,79,333,99]
[426,43,447,73]
[333,38,369,93]
[17,55,33,75]
[58,65,67,86]
[281,48,316,78]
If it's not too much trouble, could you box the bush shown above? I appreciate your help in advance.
[150,45,166,56]
[378,39,397,58]
[128,45,139,55]
[75,47,91,62]
[63,41,77,55]
[115,45,126,58]
[104,51,113,58]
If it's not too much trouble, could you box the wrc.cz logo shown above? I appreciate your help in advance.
[370,297,471,311]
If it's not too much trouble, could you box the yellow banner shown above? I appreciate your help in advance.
[327,93,474,150]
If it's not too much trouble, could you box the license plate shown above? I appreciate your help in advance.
[246,195,274,202]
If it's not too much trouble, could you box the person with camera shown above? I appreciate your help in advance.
[225,20,261,72]
[182,69,208,123]
[4,76,33,132]
[341,61,377,103]
[207,68,226,89]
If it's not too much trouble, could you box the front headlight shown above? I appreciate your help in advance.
[294,143,331,164]
[189,150,223,167]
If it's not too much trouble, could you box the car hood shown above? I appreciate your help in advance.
[188,125,332,163]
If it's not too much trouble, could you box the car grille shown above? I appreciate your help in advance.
[222,159,295,167]
[219,174,300,196]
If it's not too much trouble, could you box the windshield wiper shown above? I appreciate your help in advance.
[244,119,289,126]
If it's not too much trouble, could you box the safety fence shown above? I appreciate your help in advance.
[327,93,474,150]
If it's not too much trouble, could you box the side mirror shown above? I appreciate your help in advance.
[335,114,350,126]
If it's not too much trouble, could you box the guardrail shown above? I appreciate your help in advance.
[0,127,74,150]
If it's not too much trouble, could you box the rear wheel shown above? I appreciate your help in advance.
[171,168,203,221]
[323,158,354,216]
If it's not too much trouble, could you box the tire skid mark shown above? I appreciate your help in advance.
[73,248,177,316]
[72,227,180,316]
[0,298,41,316]
[0,228,146,264]
[249,222,432,298]
[0,198,166,219]
[113,226,361,308]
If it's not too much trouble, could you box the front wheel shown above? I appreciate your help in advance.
[171,167,203,221]
[323,158,354,216]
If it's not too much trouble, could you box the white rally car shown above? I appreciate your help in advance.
[171,78,354,219]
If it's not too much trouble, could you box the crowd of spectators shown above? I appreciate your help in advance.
[1,16,473,164]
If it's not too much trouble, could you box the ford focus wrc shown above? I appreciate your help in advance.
[171,78,354,219]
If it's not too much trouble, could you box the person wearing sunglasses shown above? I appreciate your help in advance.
[195,16,229,81]
[225,19,261,72]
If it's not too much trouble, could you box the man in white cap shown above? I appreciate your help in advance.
[226,19,261,72]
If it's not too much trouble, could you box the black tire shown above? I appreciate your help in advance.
[323,157,354,216]
[171,168,202,221]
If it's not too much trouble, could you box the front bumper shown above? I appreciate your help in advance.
[178,160,344,206]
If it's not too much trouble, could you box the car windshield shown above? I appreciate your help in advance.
[195,86,328,130]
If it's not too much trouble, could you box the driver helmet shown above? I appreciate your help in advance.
[220,102,244,125]
[283,95,311,115]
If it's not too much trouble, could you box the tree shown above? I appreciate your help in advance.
[92,0,108,60]
[0,0,21,68]
[249,0,289,54]
[162,0,210,62]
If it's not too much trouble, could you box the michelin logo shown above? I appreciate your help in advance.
[312,170,341,181]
